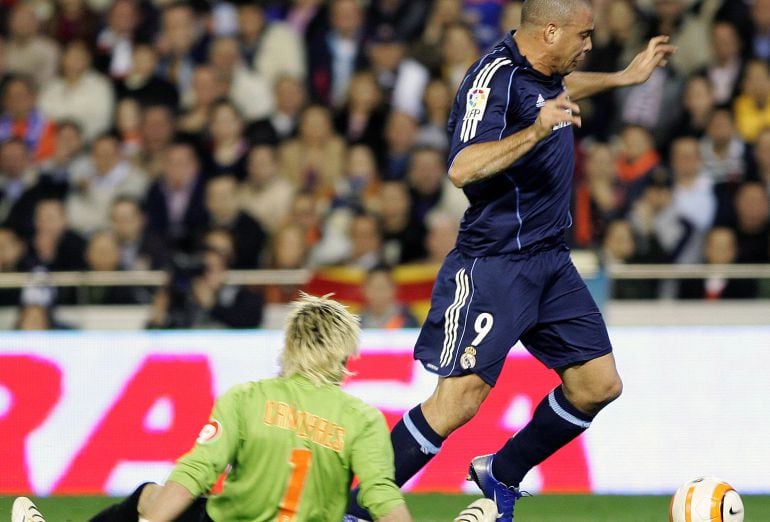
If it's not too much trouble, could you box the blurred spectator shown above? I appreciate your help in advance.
[280,104,346,200]
[156,2,208,96]
[138,104,176,180]
[334,70,387,159]
[417,78,452,152]
[236,2,306,86]
[44,0,99,45]
[203,100,249,180]
[359,264,419,329]
[109,196,168,271]
[615,125,662,214]
[203,175,266,269]
[499,1,523,35]
[366,26,408,98]
[346,211,385,270]
[264,223,310,303]
[307,0,368,107]
[177,65,226,138]
[238,143,294,235]
[145,141,207,253]
[702,21,745,105]
[28,198,86,272]
[114,97,143,158]
[382,110,418,180]
[14,304,64,330]
[286,190,324,248]
[0,76,57,161]
[678,227,757,299]
[367,0,428,44]
[602,218,660,299]
[83,230,147,304]
[378,179,426,265]
[147,247,264,329]
[207,36,273,122]
[285,0,326,39]
[248,74,307,143]
[463,0,505,50]
[0,138,39,227]
[201,228,237,267]
[641,0,720,77]
[730,182,770,264]
[573,142,621,248]
[5,4,60,89]
[114,43,179,109]
[0,227,30,305]
[94,0,139,79]
[422,0,463,47]
[746,0,770,61]
[748,127,770,192]
[733,59,770,144]
[66,133,147,236]
[422,209,459,265]
[440,23,480,90]
[671,74,716,140]
[333,144,381,213]
[39,40,115,142]
[39,119,88,180]
[406,146,468,224]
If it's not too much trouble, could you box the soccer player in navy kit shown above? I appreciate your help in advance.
[344,0,676,521]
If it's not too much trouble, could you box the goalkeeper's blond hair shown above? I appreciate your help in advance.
[281,293,360,386]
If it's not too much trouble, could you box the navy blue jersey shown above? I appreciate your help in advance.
[448,32,575,256]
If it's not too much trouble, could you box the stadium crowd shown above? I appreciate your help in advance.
[0,0,769,328]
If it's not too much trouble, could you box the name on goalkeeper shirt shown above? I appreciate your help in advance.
[263,400,346,452]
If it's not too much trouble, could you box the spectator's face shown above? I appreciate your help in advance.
[274,76,306,115]
[752,0,770,31]
[385,112,418,153]
[408,150,445,196]
[162,5,196,55]
[500,1,523,32]
[17,306,51,331]
[209,38,241,74]
[299,106,333,143]
[116,98,141,133]
[704,228,737,264]
[423,80,452,115]
[0,142,29,178]
[683,76,714,115]
[331,0,363,37]
[92,137,121,175]
[706,110,735,145]
[205,177,239,222]
[441,25,478,66]
[86,233,121,271]
[272,225,307,269]
[606,0,635,39]
[290,194,319,231]
[191,67,225,106]
[742,61,770,101]
[108,0,138,35]
[350,216,381,259]
[164,146,199,189]
[654,0,683,21]
[247,145,278,185]
[346,145,377,181]
[671,139,701,182]
[712,23,741,63]
[55,124,84,159]
[348,73,382,111]
[379,181,410,223]
[363,271,396,312]
[425,215,458,261]
[603,221,635,262]
[35,201,67,237]
[237,5,265,40]
[620,126,653,160]
[3,80,35,118]
[9,6,38,39]
[586,144,616,182]
[203,231,235,264]
[141,107,174,145]
[210,104,243,143]
[0,229,25,271]
[131,46,158,78]
[735,184,770,231]
[368,41,406,72]
[62,42,91,78]
[110,201,144,242]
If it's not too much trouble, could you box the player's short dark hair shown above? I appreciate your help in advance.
[520,0,592,28]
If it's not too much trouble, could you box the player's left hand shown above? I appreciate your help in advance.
[620,35,677,86]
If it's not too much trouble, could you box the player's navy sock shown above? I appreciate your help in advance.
[492,386,594,487]
[89,482,151,522]
[347,405,445,519]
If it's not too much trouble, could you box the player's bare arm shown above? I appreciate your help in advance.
[137,481,195,522]
[377,503,414,522]
[448,92,581,188]
[564,35,676,101]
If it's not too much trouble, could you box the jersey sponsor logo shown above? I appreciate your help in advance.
[536,93,546,108]
[464,88,490,122]
[460,57,513,143]
[196,419,222,444]
[263,400,346,452]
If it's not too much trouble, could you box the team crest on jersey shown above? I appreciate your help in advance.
[464,87,490,122]
[196,419,222,444]
[460,346,477,370]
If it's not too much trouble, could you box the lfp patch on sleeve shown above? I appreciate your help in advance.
[464,87,490,122]
[196,419,223,444]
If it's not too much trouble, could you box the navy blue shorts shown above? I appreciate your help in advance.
[414,242,612,386]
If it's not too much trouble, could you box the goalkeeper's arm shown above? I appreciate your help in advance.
[137,481,195,522]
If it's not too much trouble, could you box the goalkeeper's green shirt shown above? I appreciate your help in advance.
[168,375,405,521]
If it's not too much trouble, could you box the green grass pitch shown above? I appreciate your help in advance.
[2,494,770,521]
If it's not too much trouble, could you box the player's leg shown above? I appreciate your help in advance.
[11,497,45,522]
[89,482,154,522]
[453,498,498,522]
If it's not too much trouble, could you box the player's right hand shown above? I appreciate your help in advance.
[533,92,581,140]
